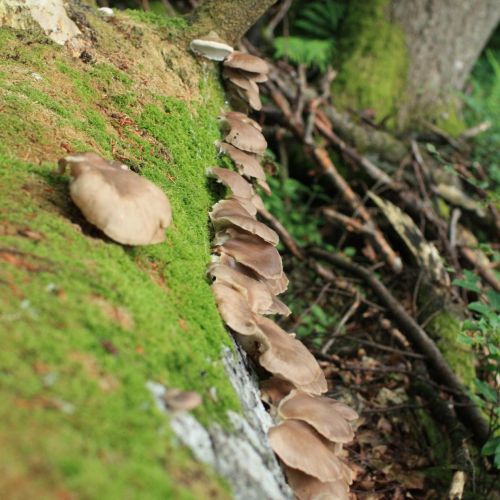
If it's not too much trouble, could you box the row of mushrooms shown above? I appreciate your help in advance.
[191,34,358,499]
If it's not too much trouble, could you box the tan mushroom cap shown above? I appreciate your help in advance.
[265,271,290,296]
[295,371,328,395]
[207,167,254,200]
[163,389,202,412]
[210,200,279,246]
[256,316,325,389]
[190,33,233,61]
[268,420,352,483]
[211,282,270,354]
[277,390,356,443]
[209,262,282,315]
[59,152,171,245]
[222,116,267,154]
[221,112,262,131]
[215,228,283,280]
[218,143,271,194]
[284,466,350,500]
[224,51,269,75]
[219,142,266,180]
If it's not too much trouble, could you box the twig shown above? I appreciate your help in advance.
[322,207,374,236]
[309,247,490,445]
[266,0,293,36]
[461,121,491,139]
[321,293,361,354]
[351,337,425,359]
[314,112,398,189]
[449,208,462,250]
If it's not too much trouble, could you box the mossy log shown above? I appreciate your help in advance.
[0,5,289,499]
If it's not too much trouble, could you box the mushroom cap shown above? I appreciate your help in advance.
[222,67,257,91]
[222,116,267,154]
[221,112,262,131]
[264,271,289,295]
[61,153,171,245]
[224,51,269,75]
[295,371,328,395]
[211,282,270,354]
[215,228,283,280]
[284,466,350,500]
[209,262,276,315]
[207,166,254,200]
[218,143,270,194]
[190,33,234,61]
[256,316,326,389]
[210,200,279,245]
[268,420,352,483]
[277,390,357,443]
[234,84,262,111]
[163,389,202,411]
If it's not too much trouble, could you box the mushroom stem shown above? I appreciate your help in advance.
[189,0,278,46]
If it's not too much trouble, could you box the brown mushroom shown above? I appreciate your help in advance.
[210,200,279,245]
[221,116,267,154]
[214,228,283,280]
[221,112,262,131]
[260,377,294,407]
[207,166,254,200]
[209,262,289,316]
[190,33,233,61]
[58,152,172,246]
[224,51,269,75]
[163,389,202,412]
[277,390,357,443]
[211,282,270,354]
[255,316,326,391]
[218,142,265,180]
[268,420,352,483]
[284,466,350,500]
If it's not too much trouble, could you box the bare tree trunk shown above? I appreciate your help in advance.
[189,0,277,45]
[391,0,500,128]
[333,0,500,131]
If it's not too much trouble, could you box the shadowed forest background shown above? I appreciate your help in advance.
[0,0,499,498]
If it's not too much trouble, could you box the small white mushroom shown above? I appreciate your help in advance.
[190,32,234,61]
[58,152,172,246]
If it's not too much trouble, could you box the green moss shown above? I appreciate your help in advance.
[427,312,476,390]
[434,101,466,136]
[332,0,408,126]
[124,9,188,32]
[0,13,238,500]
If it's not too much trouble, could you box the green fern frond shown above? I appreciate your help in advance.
[274,36,334,71]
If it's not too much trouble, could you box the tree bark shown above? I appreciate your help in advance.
[189,0,277,45]
[333,0,500,131]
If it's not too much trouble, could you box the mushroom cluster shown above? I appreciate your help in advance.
[192,36,358,500]
[58,152,172,245]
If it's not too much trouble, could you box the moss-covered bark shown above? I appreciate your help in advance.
[0,10,242,499]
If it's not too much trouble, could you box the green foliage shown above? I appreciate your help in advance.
[453,268,500,468]
[263,176,327,247]
[273,0,345,71]
[463,47,500,203]
[274,37,333,72]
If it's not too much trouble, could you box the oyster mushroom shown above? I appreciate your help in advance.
[221,116,267,154]
[210,199,279,245]
[224,51,269,76]
[214,227,283,280]
[277,390,357,443]
[284,466,350,500]
[209,262,289,316]
[255,316,327,392]
[190,32,233,61]
[58,152,172,246]
[268,420,352,484]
